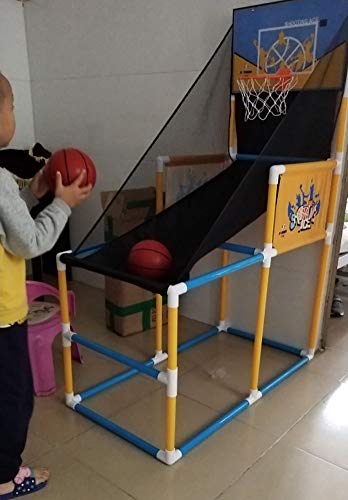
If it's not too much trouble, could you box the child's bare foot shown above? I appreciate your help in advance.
[0,467,49,498]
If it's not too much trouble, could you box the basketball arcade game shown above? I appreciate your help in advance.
[57,0,348,465]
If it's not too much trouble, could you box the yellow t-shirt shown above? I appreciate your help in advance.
[0,243,27,326]
[0,167,70,326]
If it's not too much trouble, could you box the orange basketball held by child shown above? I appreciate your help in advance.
[127,240,173,280]
[45,148,97,192]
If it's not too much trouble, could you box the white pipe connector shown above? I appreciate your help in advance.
[65,393,82,409]
[325,222,334,245]
[56,250,72,271]
[167,283,188,308]
[157,371,168,385]
[262,243,277,268]
[63,329,73,343]
[158,368,178,397]
[156,156,170,173]
[300,348,315,360]
[269,164,286,185]
[218,321,228,332]
[166,368,178,398]
[62,327,72,348]
[229,147,237,161]
[157,449,183,465]
[334,157,343,175]
[62,322,71,334]
[246,389,262,405]
[152,351,168,365]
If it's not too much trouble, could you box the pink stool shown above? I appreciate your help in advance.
[26,280,83,397]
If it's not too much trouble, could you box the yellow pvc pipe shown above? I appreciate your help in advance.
[156,171,164,214]
[250,267,270,390]
[155,294,163,352]
[308,244,330,351]
[264,184,277,245]
[58,269,70,324]
[219,250,229,323]
[167,307,178,370]
[165,305,178,451]
[327,174,339,224]
[306,92,347,354]
[229,96,236,152]
[58,269,74,395]
[336,97,348,153]
[307,164,340,350]
[165,397,177,451]
[250,174,278,391]
[307,90,344,352]
[63,347,74,394]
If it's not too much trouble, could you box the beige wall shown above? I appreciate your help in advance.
[182,218,322,350]
[0,0,34,148]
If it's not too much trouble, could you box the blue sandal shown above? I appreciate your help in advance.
[0,468,47,499]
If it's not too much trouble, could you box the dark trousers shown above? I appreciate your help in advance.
[0,323,33,483]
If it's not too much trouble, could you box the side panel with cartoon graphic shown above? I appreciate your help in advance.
[273,168,333,253]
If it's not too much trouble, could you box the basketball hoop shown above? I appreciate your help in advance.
[237,68,298,121]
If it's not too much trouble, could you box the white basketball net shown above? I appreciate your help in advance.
[237,73,298,121]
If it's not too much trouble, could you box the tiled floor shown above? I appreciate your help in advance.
[25,280,348,499]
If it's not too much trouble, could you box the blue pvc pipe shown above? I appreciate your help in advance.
[80,359,155,401]
[72,334,160,380]
[73,338,310,460]
[185,253,264,291]
[220,242,256,255]
[236,154,320,163]
[80,328,220,400]
[179,357,309,457]
[75,404,159,457]
[227,328,302,356]
[260,357,309,396]
[74,242,106,257]
[178,327,219,353]
[180,400,249,455]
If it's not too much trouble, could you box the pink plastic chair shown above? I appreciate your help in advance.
[26,280,83,396]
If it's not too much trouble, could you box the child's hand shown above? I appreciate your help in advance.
[29,168,50,199]
[55,170,92,208]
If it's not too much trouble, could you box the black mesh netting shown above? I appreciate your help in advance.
[62,14,348,294]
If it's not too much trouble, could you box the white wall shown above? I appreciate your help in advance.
[23,0,323,349]
[0,0,34,148]
[23,0,273,284]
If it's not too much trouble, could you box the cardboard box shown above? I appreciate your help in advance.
[101,187,156,240]
[105,278,168,336]
[101,187,168,336]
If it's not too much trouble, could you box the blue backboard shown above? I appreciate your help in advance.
[232,0,348,92]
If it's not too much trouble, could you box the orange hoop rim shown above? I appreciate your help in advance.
[237,68,295,81]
